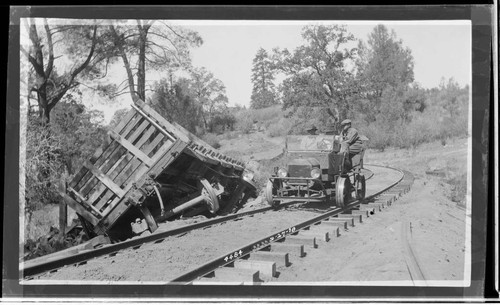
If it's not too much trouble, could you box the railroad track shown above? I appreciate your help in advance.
[176,166,414,284]
[20,166,401,281]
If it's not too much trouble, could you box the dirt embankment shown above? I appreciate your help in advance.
[30,133,469,284]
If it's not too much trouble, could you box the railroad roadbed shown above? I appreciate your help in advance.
[24,165,467,284]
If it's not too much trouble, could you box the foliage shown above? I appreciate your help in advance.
[232,105,286,134]
[184,67,230,132]
[209,112,237,134]
[25,117,65,215]
[20,19,112,122]
[359,81,469,150]
[266,118,293,137]
[108,108,130,129]
[235,114,254,134]
[272,24,358,122]
[250,48,278,109]
[201,133,221,149]
[285,106,334,135]
[24,97,107,218]
[355,24,415,123]
[107,21,202,101]
[149,78,203,134]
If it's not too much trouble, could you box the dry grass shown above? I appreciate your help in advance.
[24,204,60,242]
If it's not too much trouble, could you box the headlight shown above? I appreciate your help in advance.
[277,167,288,178]
[310,168,321,179]
[242,170,254,181]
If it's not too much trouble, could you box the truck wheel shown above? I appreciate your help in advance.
[199,178,220,213]
[356,174,366,200]
[335,176,350,208]
[265,180,281,208]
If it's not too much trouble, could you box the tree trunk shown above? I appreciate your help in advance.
[137,25,148,101]
[110,25,137,102]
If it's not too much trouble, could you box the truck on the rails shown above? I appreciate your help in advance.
[265,133,367,208]
[60,98,257,241]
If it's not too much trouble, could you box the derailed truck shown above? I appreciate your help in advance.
[60,99,257,241]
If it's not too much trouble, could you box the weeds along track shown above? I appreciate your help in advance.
[21,166,412,282]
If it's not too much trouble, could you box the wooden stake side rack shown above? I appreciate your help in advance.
[61,99,255,240]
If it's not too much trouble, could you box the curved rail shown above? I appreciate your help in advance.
[170,166,412,283]
[20,167,379,279]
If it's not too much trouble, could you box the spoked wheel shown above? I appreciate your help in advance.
[335,176,351,208]
[265,180,281,208]
[199,178,220,213]
[355,174,366,200]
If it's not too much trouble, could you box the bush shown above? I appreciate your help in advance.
[447,173,467,207]
[233,105,284,134]
[202,133,221,149]
[266,118,292,137]
[235,115,254,134]
[23,100,107,242]
[361,104,468,151]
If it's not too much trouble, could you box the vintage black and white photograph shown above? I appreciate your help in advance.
[6,5,494,300]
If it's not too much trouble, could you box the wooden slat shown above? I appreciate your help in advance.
[98,193,117,214]
[125,118,149,144]
[136,125,161,153]
[100,140,189,230]
[94,141,120,169]
[75,141,120,193]
[133,99,187,142]
[109,129,154,167]
[96,116,148,179]
[79,147,123,198]
[83,113,143,193]
[113,108,138,135]
[99,134,177,218]
[150,137,176,162]
[88,152,134,209]
[121,115,145,140]
[70,137,116,189]
[84,160,126,198]
[87,122,157,207]
[145,133,167,159]
[71,144,110,190]
[124,141,186,196]
[68,108,137,227]
[91,153,135,211]
[82,115,143,198]
[59,191,100,226]
[67,186,104,217]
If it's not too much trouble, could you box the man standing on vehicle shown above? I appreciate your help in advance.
[340,119,363,155]
[340,119,364,170]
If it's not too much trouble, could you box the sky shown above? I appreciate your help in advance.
[25,19,469,122]
[179,20,471,108]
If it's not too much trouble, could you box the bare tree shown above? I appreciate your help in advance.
[20,18,105,123]
[108,20,202,102]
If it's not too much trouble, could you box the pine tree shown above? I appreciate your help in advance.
[250,48,277,109]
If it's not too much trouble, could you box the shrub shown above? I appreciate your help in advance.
[266,118,292,137]
[235,115,254,134]
[233,105,284,134]
[360,121,391,151]
[202,133,221,149]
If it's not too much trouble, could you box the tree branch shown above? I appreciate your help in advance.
[43,19,54,77]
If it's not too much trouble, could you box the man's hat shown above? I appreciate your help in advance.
[340,119,352,126]
[307,125,318,131]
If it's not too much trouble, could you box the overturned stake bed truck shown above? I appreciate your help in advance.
[60,99,257,241]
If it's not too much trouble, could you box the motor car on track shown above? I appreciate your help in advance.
[265,133,367,208]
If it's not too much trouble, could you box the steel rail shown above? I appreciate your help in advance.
[20,167,377,279]
[170,166,409,284]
